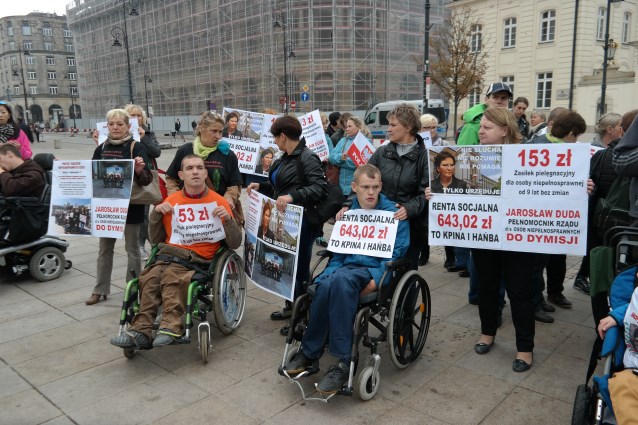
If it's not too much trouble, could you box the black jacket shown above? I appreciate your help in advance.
[139,126,161,169]
[258,137,327,208]
[591,139,620,199]
[92,137,153,224]
[367,135,429,220]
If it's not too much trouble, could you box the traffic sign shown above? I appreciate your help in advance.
[290,100,297,109]
[279,96,287,105]
[302,84,310,92]
[301,92,310,102]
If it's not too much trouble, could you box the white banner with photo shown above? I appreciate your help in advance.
[427,144,590,255]
[49,160,134,239]
[328,210,399,258]
[299,110,330,162]
[243,190,303,301]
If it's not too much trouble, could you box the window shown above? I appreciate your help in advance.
[66,57,75,67]
[49,86,58,95]
[10,56,17,66]
[623,12,632,43]
[22,23,31,36]
[46,56,55,65]
[42,28,53,36]
[503,17,517,48]
[44,42,53,51]
[501,75,515,108]
[468,88,482,107]
[27,71,36,80]
[63,29,72,38]
[7,25,13,37]
[28,85,37,95]
[25,56,34,65]
[540,10,556,42]
[67,72,77,80]
[470,24,482,53]
[70,86,78,96]
[14,85,20,95]
[65,44,74,52]
[8,41,15,50]
[536,72,553,109]
[23,42,33,50]
[597,8,606,41]
[47,71,56,80]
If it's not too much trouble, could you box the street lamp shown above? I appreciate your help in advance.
[135,53,152,129]
[422,0,431,114]
[11,50,30,124]
[65,74,77,131]
[273,9,295,114]
[599,0,624,117]
[111,0,139,104]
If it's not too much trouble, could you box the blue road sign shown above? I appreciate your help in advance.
[301,92,310,102]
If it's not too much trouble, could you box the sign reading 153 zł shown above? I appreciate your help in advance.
[427,144,589,255]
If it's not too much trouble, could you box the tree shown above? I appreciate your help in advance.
[430,8,488,135]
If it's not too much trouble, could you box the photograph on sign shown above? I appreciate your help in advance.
[428,146,503,196]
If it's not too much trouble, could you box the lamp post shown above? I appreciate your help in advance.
[599,0,624,117]
[422,0,431,114]
[135,53,152,129]
[65,74,77,130]
[111,0,139,104]
[273,9,295,114]
[11,50,30,124]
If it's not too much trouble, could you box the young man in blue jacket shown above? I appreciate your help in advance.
[283,163,410,395]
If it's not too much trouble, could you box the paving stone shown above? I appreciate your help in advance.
[40,415,76,425]
[0,389,62,425]
[0,310,77,344]
[206,340,280,382]
[371,405,450,425]
[0,365,32,400]
[482,387,573,424]
[519,352,590,404]
[154,395,260,425]
[0,284,33,308]
[0,298,55,323]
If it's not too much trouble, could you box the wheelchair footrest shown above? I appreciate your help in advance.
[173,335,191,345]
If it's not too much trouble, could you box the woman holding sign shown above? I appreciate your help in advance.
[329,117,371,196]
[86,109,153,305]
[165,112,243,224]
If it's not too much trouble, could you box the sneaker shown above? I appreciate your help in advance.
[315,237,328,247]
[286,351,318,376]
[153,328,180,347]
[541,297,556,312]
[110,329,151,349]
[534,309,555,323]
[140,246,149,260]
[317,361,349,394]
[573,275,591,295]
[547,293,573,309]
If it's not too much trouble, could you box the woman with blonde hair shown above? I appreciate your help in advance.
[329,116,372,196]
[420,113,449,146]
[594,112,623,148]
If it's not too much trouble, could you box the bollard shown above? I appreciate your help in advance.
[54,139,62,149]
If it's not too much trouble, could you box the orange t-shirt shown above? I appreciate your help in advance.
[161,189,233,259]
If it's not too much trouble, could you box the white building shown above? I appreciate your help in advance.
[449,0,638,126]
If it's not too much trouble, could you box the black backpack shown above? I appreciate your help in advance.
[593,175,632,238]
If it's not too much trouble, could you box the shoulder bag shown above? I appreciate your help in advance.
[128,141,163,205]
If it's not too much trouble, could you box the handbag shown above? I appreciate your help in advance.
[325,140,347,185]
[295,156,343,226]
[128,142,163,205]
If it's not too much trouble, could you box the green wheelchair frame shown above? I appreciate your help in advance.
[116,245,246,363]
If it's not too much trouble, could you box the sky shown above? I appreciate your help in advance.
[1,1,71,18]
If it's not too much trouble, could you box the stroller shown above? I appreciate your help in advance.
[0,153,72,281]
[572,226,638,424]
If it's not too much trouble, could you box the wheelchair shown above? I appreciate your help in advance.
[114,245,247,364]
[0,153,72,282]
[278,250,431,401]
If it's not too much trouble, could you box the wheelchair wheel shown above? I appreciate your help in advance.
[123,348,135,359]
[29,246,66,282]
[212,250,246,335]
[388,271,430,369]
[571,384,593,425]
[199,327,210,364]
[356,366,380,401]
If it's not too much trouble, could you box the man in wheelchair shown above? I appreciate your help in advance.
[283,164,410,395]
[111,154,241,349]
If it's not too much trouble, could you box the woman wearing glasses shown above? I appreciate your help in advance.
[165,112,244,223]
[0,102,32,159]
[420,113,449,147]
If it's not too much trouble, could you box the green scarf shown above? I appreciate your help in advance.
[545,132,563,143]
[193,136,230,159]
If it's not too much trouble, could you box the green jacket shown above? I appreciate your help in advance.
[457,103,487,146]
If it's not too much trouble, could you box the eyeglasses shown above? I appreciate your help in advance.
[422,126,436,130]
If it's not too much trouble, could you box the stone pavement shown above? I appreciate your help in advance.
[0,134,595,424]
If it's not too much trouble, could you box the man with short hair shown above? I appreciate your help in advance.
[326,112,341,138]
[282,163,410,395]
[111,154,242,348]
[512,96,530,139]
[457,82,513,146]
[0,143,45,197]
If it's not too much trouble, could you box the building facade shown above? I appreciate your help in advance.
[0,13,78,126]
[66,0,447,122]
[449,0,638,126]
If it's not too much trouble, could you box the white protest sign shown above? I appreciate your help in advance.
[169,202,225,245]
[347,132,376,167]
[328,210,399,258]
[299,110,330,161]
[96,120,139,145]
[418,131,433,147]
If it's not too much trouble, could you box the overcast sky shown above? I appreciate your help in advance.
[1,1,71,18]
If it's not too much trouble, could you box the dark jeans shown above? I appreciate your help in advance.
[294,217,322,298]
[301,265,371,363]
[406,222,422,270]
[468,252,505,308]
[473,249,545,352]
[455,247,470,269]
[546,254,566,296]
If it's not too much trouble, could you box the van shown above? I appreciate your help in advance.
[364,99,447,139]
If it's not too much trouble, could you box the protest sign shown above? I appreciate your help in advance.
[96,120,139,145]
[169,202,225,245]
[244,190,303,301]
[299,110,330,162]
[328,210,399,258]
[49,159,134,238]
[418,131,433,147]
[222,108,264,174]
[346,132,376,167]
[428,144,589,255]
